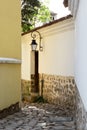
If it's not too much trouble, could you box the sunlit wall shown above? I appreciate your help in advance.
[21,17,75,80]
[0,0,21,110]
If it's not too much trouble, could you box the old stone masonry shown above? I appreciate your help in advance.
[0,103,76,130]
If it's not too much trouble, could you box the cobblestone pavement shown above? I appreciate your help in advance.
[0,103,76,130]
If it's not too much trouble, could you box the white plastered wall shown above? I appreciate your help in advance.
[21,18,75,80]
[39,27,75,76]
[75,0,87,110]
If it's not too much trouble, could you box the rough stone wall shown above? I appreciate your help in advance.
[39,73,76,117]
[39,73,87,129]
[0,102,20,119]
[75,88,87,130]
[21,79,31,101]
[21,74,87,129]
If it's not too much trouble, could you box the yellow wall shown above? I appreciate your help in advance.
[0,1,21,110]
[0,0,21,58]
[0,64,21,109]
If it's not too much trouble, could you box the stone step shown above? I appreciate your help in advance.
[36,119,76,130]
[49,116,73,122]
[0,103,76,130]
[22,104,76,130]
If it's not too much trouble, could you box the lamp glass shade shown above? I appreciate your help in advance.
[31,40,37,51]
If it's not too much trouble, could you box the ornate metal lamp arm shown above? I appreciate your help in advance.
[31,30,43,51]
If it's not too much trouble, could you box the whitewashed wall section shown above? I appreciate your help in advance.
[21,18,75,80]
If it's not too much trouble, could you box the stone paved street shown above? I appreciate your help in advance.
[0,103,76,130]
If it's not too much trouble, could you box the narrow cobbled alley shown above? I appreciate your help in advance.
[0,103,76,130]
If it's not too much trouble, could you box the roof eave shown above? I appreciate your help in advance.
[22,14,72,36]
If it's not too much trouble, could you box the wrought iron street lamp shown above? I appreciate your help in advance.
[30,30,43,101]
[30,30,43,51]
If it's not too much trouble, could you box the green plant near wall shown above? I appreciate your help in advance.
[33,96,48,103]
[21,0,51,32]
[36,4,51,24]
